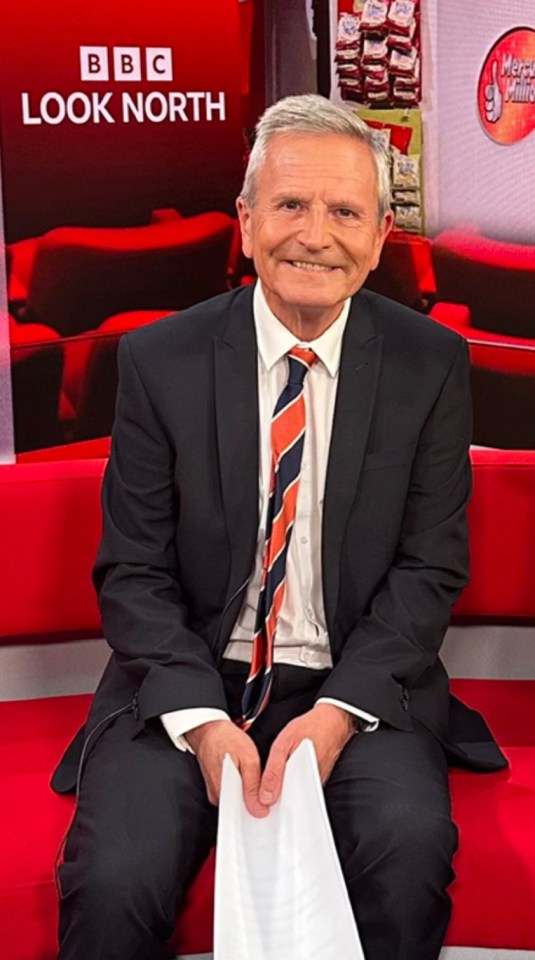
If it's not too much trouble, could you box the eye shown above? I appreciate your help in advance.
[279,199,302,211]
[336,207,357,219]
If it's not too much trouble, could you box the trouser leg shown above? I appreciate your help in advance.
[57,712,217,960]
[325,723,458,960]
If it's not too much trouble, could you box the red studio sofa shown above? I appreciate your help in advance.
[1,448,535,960]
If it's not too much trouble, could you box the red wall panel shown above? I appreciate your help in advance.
[0,0,244,239]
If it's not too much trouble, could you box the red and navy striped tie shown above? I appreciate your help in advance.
[241,346,317,729]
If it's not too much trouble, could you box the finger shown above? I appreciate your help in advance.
[260,742,290,805]
[199,760,222,807]
[318,752,339,786]
[239,755,268,819]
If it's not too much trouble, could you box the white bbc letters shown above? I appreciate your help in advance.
[79,47,173,82]
[113,47,142,82]
[146,48,173,81]
[80,46,109,82]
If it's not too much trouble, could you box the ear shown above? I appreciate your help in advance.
[236,196,254,260]
[369,210,394,272]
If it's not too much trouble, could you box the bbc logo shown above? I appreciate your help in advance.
[80,46,173,82]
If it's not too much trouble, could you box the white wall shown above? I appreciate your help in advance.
[424,0,535,242]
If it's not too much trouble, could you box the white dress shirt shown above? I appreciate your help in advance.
[162,282,379,750]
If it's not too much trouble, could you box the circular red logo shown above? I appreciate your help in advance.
[478,27,535,145]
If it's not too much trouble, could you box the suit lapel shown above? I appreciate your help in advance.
[214,287,259,608]
[322,292,383,637]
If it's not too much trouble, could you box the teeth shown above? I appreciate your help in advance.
[291,261,333,272]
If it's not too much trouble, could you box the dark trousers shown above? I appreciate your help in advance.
[57,663,458,960]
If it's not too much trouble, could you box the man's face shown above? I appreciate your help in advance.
[237,132,393,328]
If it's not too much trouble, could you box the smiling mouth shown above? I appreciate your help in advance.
[287,260,337,273]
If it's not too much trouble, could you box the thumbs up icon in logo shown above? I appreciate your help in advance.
[484,60,503,123]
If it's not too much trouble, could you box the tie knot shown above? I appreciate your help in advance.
[289,346,317,367]
[287,346,317,386]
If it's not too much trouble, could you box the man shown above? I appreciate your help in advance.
[54,94,506,960]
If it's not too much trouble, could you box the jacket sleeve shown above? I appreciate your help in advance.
[93,335,228,722]
[316,337,472,729]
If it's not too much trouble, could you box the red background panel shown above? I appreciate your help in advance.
[0,0,244,240]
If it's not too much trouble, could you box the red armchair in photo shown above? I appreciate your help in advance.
[8,211,235,337]
[431,227,535,338]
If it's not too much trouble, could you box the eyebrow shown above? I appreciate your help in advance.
[270,193,366,212]
[270,192,310,203]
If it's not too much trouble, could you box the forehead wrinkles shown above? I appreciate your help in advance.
[258,138,378,206]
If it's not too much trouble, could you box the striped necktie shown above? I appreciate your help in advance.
[241,346,317,729]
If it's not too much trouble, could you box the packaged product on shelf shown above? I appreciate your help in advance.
[386,1,417,34]
[336,47,360,60]
[364,72,389,90]
[389,46,418,75]
[393,153,420,189]
[339,63,361,76]
[394,204,422,231]
[393,87,419,104]
[340,77,363,90]
[392,188,421,205]
[337,12,362,45]
[362,37,389,63]
[393,58,420,86]
[335,2,421,108]
[387,21,416,51]
[360,1,388,33]
[362,63,388,78]
[365,118,413,154]
[367,88,390,102]
[370,126,391,152]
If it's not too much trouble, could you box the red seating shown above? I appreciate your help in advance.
[431,228,535,338]
[430,312,535,449]
[7,211,236,452]
[0,459,104,641]
[361,227,535,447]
[364,229,437,310]
[0,450,534,958]
[453,449,535,619]
[65,311,172,442]
[175,678,535,955]
[16,437,112,463]
[9,319,64,453]
[9,212,235,337]
[1,683,534,959]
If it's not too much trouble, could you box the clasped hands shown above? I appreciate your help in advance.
[185,703,357,818]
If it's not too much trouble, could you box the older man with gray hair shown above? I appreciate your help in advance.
[54,93,506,960]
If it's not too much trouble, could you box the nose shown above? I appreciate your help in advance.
[296,204,333,252]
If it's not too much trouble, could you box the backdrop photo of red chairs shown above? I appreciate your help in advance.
[363,225,535,450]
[7,210,246,452]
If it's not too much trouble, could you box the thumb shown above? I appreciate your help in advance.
[260,745,287,805]
[239,756,267,818]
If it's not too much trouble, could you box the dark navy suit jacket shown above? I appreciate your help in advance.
[52,285,507,794]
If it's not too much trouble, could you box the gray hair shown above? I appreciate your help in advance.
[240,94,391,221]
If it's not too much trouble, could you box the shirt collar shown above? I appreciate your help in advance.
[253,281,351,378]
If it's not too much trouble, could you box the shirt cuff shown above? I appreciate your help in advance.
[161,708,231,753]
[316,697,380,732]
